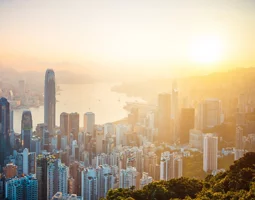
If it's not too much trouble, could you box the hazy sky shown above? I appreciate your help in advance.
[0,0,255,79]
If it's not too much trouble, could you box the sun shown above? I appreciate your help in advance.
[190,35,223,64]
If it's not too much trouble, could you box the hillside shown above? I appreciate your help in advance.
[104,152,255,200]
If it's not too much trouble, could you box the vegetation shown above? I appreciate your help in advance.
[183,152,208,180]
[103,152,255,200]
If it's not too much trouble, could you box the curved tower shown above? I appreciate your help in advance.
[44,69,56,133]
[21,110,33,150]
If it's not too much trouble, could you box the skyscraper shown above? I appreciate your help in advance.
[197,99,222,130]
[203,134,218,172]
[44,69,56,133]
[171,81,179,142]
[60,112,69,136]
[119,166,138,189]
[0,97,11,171]
[97,164,115,199]
[47,159,69,200]
[84,112,95,135]
[179,108,195,144]
[158,93,172,143]
[15,148,36,176]
[37,154,55,200]
[21,110,33,150]
[69,113,79,141]
[81,167,98,200]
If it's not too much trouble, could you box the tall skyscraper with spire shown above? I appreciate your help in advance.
[0,97,11,171]
[44,69,56,133]
[21,110,33,150]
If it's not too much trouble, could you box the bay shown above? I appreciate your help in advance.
[13,83,145,133]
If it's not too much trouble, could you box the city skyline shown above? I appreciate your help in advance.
[0,0,255,199]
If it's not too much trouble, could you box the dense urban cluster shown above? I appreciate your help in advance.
[0,69,254,200]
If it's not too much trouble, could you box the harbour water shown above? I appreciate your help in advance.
[13,83,145,133]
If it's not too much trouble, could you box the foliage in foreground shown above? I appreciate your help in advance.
[103,152,255,200]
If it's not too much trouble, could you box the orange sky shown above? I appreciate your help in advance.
[0,0,255,78]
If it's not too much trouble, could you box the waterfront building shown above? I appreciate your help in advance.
[0,97,12,171]
[44,69,56,133]
[21,110,33,151]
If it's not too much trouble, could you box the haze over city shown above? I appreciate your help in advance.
[0,1,255,200]
[1,0,255,79]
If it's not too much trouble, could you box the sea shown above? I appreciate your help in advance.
[13,83,145,133]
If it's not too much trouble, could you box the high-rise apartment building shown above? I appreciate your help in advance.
[160,151,183,181]
[47,159,69,200]
[139,172,152,189]
[158,93,172,143]
[37,154,55,200]
[84,112,95,136]
[21,110,33,150]
[203,134,218,172]
[69,161,84,196]
[81,167,98,200]
[0,97,11,171]
[180,108,195,144]
[119,166,139,189]
[97,164,115,199]
[44,69,56,133]
[69,113,79,141]
[5,175,38,200]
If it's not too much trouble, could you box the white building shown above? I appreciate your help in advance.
[119,166,138,189]
[81,167,98,200]
[203,134,218,172]
[160,151,182,181]
[140,172,152,189]
[97,164,115,199]
[84,112,95,135]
